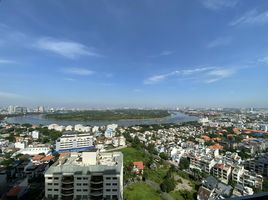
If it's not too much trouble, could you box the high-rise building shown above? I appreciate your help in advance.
[45,150,123,200]
[38,106,45,113]
[8,105,14,114]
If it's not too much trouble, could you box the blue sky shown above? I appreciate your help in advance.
[1,0,268,108]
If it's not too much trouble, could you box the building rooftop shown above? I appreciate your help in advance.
[45,151,123,175]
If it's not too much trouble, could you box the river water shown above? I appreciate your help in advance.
[4,112,198,127]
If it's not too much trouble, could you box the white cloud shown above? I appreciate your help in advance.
[159,50,173,56]
[200,0,238,10]
[144,67,235,85]
[35,37,101,59]
[133,89,143,93]
[0,91,22,99]
[205,68,235,83]
[150,50,173,58]
[0,58,16,64]
[206,37,232,48]
[258,56,268,64]
[230,9,268,26]
[64,78,76,81]
[61,67,95,76]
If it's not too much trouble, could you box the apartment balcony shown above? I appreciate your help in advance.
[62,176,74,184]
[90,191,103,197]
[91,183,103,189]
[61,190,74,196]
[61,184,74,190]
[91,187,103,191]
[91,176,103,184]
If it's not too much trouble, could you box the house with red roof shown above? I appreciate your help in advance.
[132,161,144,175]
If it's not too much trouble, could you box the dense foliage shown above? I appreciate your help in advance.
[45,109,170,121]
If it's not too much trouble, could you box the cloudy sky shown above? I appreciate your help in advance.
[1,0,268,108]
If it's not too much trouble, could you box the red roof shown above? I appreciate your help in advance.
[133,161,144,170]
[215,163,224,170]
[7,186,21,197]
[209,143,223,150]
[41,155,54,161]
[32,155,45,161]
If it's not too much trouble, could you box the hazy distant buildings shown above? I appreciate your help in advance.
[7,105,27,114]
[37,106,45,113]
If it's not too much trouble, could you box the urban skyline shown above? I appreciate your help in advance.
[1,0,268,108]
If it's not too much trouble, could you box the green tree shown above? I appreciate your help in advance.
[132,136,140,148]
[179,158,190,170]
[160,176,176,192]
[159,152,169,160]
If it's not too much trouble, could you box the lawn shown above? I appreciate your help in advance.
[120,147,149,164]
[169,190,196,200]
[146,164,170,184]
[124,183,164,200]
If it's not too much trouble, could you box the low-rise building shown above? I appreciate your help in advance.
[56,133,94,153]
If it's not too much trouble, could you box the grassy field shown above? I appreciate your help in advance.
[169,190,196,200]
[120,147,149,164]
[124,183,164,200]
[146,165,170,184]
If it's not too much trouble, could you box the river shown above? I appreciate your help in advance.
[3,112,198,127]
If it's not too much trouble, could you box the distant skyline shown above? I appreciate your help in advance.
[1,0,268,108]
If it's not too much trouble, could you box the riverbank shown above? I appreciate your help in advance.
[4,112,198,126]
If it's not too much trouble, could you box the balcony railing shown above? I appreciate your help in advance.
[90,191,103,197]
[61,184,74,190]
[61,190,74,196]
[62,177,74,184]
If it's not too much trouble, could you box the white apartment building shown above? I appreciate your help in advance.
[232,166,263,189]
[31,130,39,139]
[45,150,123,200]
[189,155,217,174]
[74,124,91,132]
[65,125,73,131]
[48,124,65,132]
[15,141,28,149]
[56,133,94,153]
[244,155,268,177]
[212,163,232,184]
[12,145,51,157]
[105,124,118,138]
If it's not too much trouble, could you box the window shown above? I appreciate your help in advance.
[83,177,88,180]
[106,189,111,192]
[112,189,117,191]
[54,177,59,180]
[112,177,117,180]
[48,183,52,185]
[77,189,81,191]
[112,195,118,199]
[83,183,88,186]
[77,177,82,180]
[83,189,87,192]
[54,189,58,191]
[112,183,117,186]
[77,183,82,186]
[47,177,52,180]
[106,183,111,186]
[54,183,59,185]
[48,189,52,191]
[106,177,111,180]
